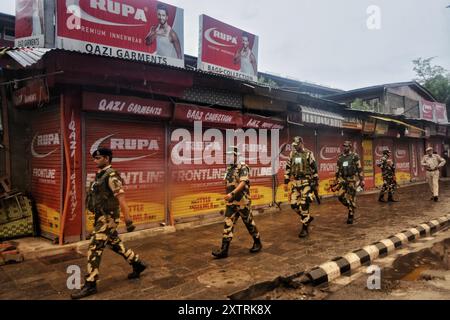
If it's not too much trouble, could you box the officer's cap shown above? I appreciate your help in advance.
[426,147,433,152]
[292,136,304,146]
[383,149,391,155]
[226,146,239,156]
[92,148,113,159]
[343,141,352,147]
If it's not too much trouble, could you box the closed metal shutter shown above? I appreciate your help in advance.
[84,117,166,232]
[394,140,412,185]
[30,106,62,239]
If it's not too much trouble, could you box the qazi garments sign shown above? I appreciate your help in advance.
[15,0,45,47]
[198,15,259,82]
[56,0,184,68]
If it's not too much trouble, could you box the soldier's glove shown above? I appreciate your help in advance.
[125,220,136,233]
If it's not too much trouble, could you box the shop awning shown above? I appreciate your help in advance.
[370,115,425,132]
[301,106,344,128]
[4,48,53,68]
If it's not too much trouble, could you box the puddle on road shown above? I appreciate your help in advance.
[383,238,450,286]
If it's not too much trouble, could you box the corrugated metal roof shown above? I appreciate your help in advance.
[5,48,53,67]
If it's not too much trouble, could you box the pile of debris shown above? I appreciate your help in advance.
[0,241,24,266]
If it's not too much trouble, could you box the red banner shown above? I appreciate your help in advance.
[421,100,435,121]
[242,114,285,130]
[198,15,259,82]
[13,79,49,107]
[56,0,184,67]
[83,92,172,119]
[62,96,83,241]
[173,104,242,128]
[15,0,45,47]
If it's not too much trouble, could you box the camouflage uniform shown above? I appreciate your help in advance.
[222,162,260,242]
[212,147,261,259]
[284,139,318,237]
[71,148,146,300]
[85,166,142,284]
[377,152,397,202]
[335,147,364,223]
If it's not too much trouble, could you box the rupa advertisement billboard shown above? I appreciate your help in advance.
[15,0,46,47]
[56,0,184,67]
[198,14,259,82]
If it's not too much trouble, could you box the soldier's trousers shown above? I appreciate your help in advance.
[380,178,396,197]
[222,205,260,242]
[85,214,140,284]
[337,180,357,216]
[426,170,440,197]
[289,179,314,225]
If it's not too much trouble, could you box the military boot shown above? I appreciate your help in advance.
[378,194,385,202]
[128,260,147,279]
[212,239,230,259]
[299,224,309,238]
[70,281,97,300]
[387,194,398,202]
[347,211,354,225]
[249,237,262,253]
[299,216,314,238]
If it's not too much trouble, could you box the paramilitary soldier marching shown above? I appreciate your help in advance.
[377,149,398,202]
[332,141,365,225]
[284,136,319,238]
[71,148,147,299]
[211,146,262,259]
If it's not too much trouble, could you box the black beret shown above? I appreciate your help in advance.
[92,148,113,158]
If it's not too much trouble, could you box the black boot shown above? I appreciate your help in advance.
[347,211,354,225]
[249,237,262,253]
[378,194,385,202]
[434,196,439,202]
[299,224,309,238]
[212,239,230,259]
[70,281,97,300]
[387,194,398,202]
[128,260,147,279]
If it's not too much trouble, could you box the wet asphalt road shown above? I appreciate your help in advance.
[1,181,450,300]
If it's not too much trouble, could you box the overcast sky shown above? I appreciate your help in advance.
[0,0,449,90]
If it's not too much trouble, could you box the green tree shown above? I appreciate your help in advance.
[412,57,450,107]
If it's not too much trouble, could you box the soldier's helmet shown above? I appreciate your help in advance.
[343,141,352,148]
[383,149,391,155]
[92,147,113,160]
[292,136,304,147]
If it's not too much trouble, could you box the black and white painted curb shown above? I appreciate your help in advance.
[305,214,450,286]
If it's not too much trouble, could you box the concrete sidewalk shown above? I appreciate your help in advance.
[0,181,449,300]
